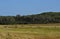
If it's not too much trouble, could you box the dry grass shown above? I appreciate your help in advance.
[0,24,60,39]
[0,32,60,39]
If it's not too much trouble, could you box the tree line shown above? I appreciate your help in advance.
[0,12,60,24]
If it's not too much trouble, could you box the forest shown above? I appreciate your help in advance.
[0,12,60,24]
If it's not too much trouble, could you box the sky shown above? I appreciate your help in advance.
[0,0,60,16]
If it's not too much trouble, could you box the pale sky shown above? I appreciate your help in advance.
[0,0,59,16]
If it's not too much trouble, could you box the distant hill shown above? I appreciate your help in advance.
[0,12,60,24]
[24,12,60,24]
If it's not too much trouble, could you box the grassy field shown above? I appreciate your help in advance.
[0,24,60,39]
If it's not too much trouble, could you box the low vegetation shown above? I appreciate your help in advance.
[0,12,60,39]
[0,24,60,39]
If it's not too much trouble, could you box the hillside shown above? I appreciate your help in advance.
[22,12,60,24]
[0,12,60,24]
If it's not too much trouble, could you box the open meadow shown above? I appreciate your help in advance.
[0,24,60,39]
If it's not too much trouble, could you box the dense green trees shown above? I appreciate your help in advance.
[0,12,60,24]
